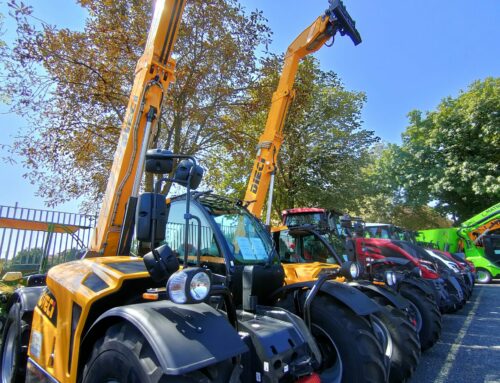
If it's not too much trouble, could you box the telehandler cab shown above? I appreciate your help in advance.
[158,186,388,383]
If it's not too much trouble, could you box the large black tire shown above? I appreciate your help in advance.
[0,303,31,383]
[277,293,387,383]
[82,322,235,383]
[373,305,421,383]
[399,285,441,351]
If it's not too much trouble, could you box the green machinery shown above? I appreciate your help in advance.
[418,203,500,283]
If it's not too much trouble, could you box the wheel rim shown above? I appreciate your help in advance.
[1,323,18,383]
[406,300,423,333]
[476,270,491,284]
[371,316,393,360]
[312,324,343,383]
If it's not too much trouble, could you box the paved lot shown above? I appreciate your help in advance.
[410,280,500,383]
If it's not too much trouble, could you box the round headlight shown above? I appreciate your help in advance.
[190,271,211,301]
[167,270,188,304]
[349,263,360,279]
[385,271,397,286]
[167,268,212,304]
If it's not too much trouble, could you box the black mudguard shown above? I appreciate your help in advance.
[275,280,381,316]
[398,277,436,297]
[7,286,45,318]
[84,300,248,375]
[445,275,464,301]
[348,280,409,310]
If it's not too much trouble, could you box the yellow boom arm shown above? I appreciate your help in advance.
[90,0,187,256]
[243,0,361,220]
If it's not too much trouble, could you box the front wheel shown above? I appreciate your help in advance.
[277,293,387,383]
[0,303,31,383]
[82,322,235,383]
[373,305,421,383]
[399,284,442,351]
[476,268,492,284]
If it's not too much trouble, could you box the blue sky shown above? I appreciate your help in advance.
[0,0,498,212]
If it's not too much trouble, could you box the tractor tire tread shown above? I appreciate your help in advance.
[399,284,441,351]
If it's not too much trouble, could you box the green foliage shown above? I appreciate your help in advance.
[352,143,452,229]
[358,78,499,225]
[403,78,499,222]
[12,247,44,265]
[1,0,271,209]
[205,55,378,220]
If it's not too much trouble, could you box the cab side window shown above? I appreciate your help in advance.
[303,235,338,264]
[278,231,300,263]
[166,202,224,269]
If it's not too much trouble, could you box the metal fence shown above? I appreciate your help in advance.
[0,203,96,275]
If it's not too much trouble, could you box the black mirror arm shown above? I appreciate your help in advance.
[150,192,159,260]
[180,156,197,266]
[184,213,202,267]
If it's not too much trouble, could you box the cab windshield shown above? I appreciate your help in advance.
[285,213,323,227]
[200,196,274,264]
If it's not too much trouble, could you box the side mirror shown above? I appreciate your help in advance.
[25,274,46,287]
[143,244,179,283]
[411,266,423,278]
[145,149,174,174]
[136,193,168,242]
[340,214,352,229]
[174,160,204,190]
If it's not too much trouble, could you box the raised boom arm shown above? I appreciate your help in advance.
[243,0,361,220]
[89,0,187,256]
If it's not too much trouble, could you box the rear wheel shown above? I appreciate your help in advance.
[476,268,492,284]
[0,303,31,383]
[373,305,421,383]
[399,284,441,351]
[277,293,387,383]
[82,322,234,383]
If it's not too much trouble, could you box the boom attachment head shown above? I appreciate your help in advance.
[325,0,362,45]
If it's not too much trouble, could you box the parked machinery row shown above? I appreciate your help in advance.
[275,208,477,354]
[0,1,475,382]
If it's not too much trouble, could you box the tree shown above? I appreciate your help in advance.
[205,55,378,220]
[352,143,452,229]
[1,0,271,210]
[11,247,44,266]
[399,78,500,222]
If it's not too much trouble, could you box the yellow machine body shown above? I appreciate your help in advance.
[282,262,344,284]
[28,257,150,382]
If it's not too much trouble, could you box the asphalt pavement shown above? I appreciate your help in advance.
[410,280,500,383]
